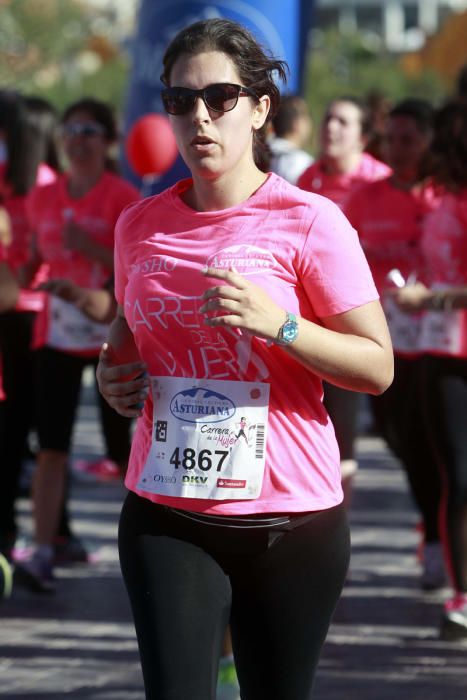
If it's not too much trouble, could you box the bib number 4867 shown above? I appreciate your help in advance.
[170,447,229,472]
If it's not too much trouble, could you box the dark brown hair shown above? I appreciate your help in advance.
[431,100,467,190]
[272,95,311,138]
[161,18,288,171]
[62,97,119,172]
[62,98,118,143]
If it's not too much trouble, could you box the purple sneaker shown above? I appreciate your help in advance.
[14,555,55,594]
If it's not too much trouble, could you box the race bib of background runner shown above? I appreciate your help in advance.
[418,285,466,356]
[46,295,110,353]
[383,295,422,354]
[137,376,270,500]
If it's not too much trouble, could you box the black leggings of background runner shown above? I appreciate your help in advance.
[420,355,467,593]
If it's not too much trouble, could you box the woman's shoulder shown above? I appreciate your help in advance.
[269,172,345,220]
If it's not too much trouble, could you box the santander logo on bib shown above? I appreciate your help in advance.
[207,245,276,276]
[170,387,236,424]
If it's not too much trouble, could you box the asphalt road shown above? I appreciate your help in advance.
[1,373,466,699]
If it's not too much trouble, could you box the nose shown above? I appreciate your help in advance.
[192,95,210,123]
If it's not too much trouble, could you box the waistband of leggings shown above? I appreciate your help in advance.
[166,506,322,530]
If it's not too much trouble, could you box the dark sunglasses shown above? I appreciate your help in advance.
[62,122,105,137]
[161,82,257,116]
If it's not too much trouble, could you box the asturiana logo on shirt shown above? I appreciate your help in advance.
[207,245,275,276]
[170,387,236,424]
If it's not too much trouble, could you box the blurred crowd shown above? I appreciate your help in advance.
[0,60,467,642]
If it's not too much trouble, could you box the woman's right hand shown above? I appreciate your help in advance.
[96,342,150,418]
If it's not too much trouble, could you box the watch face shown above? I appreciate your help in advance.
[282,320,298,343]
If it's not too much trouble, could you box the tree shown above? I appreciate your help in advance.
[0,0,131,112]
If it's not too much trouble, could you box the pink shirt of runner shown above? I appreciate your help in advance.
[28,171,139,354]
[297,152,391,209]
[419,189,467,358]
[0,163,55,275]
[28,170,139,289]
[114,173,379,515]
[345,177,439,292]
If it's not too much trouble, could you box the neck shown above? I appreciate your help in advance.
[187,167,267,212]
[322,152,362,175]
[67,165,105,199]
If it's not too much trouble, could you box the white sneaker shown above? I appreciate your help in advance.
[441,593,467,640]
[421,542,447,591]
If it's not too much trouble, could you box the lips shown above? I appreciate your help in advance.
[191,134,216,146]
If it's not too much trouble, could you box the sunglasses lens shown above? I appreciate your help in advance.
[162,84,243,115]
[64,123,103,137]
[162,89,194,115]
[205,84,239,112]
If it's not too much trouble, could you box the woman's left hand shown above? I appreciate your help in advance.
[199,266,286,341]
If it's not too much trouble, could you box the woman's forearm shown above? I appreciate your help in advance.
[106,313,142,364]
[77,289,117,324]
[285,303,394,395]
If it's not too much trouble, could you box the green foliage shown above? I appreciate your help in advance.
[0,0,131,112]
[304,28,448,151]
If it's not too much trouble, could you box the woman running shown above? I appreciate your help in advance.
[97,18,393,700]
[345,98,446,589]
[298,95,392,501]
[393,99,467,639]
[15,98,139,591]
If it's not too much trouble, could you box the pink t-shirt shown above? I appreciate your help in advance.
[29,171,139,354]
[115,173,379,515]
[28,171,139,288]
[1,163,56,312]
[0,163,56,275]
[419,189,467,358]
[297,152,391,209]
[345,177,439,292]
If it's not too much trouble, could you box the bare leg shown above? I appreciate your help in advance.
[33,450,67,546]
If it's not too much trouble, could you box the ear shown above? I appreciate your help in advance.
[252,95,270,131]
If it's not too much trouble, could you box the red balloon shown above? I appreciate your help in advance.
[126,113,178,177]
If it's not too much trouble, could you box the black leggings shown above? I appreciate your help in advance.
[35,346,131,462]
[0,311,36,540]
[323,382,360,462]
[371,356,442,543]
[119,493,350,700]
[420,355,467,592]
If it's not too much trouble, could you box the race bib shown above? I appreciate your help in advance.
[383,295,422,354]
[418,285,465,356]
[46,295,109,353]
[418,310,464,355]
[137,376,270,500]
